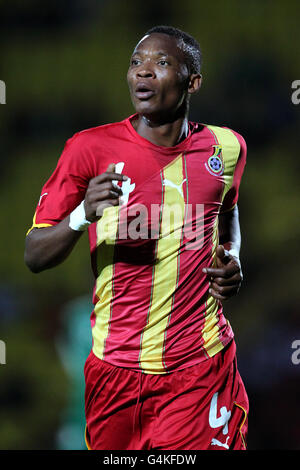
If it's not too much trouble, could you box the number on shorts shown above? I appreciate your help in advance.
[209,392,231,435]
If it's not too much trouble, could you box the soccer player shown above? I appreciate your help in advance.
[25,26,248,450]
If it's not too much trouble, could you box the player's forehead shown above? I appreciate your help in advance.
[132,33,185,62]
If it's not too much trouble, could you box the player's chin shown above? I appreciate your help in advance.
[132,98,160,115]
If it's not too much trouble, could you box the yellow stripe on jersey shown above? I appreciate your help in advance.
[205,125,241,202]
[139,154,185,373]
[202,215,221,356]
[92,205,120,360]
[202,125,241,357]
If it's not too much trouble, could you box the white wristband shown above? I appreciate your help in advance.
[228,248,240,260]
[69,200,91,231]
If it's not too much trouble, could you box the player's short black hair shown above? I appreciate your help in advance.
[145,25,202,75]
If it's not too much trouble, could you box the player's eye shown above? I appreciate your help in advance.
[158,60,169,66]
[131,58,141,66]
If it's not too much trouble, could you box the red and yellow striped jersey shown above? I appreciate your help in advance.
[28,114,246,374]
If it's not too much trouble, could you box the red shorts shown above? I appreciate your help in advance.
[84,340,248,450]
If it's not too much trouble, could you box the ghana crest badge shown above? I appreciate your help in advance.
[205,144,224,176]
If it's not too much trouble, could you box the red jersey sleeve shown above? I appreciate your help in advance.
[27,132,94,233]
[220,132,247,213]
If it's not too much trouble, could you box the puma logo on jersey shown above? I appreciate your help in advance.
[38,192,48,205]
[211,436,230,449]
[114,162,135,205]
[163,178,186,197]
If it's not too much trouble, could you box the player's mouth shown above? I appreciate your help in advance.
[134,83,156,100]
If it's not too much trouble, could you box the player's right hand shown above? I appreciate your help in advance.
[84,163,128,222]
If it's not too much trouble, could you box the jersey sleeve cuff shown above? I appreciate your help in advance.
[219,203,237,214]
[26,222,53,236]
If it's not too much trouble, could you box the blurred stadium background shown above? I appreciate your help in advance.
[0,0,299,450]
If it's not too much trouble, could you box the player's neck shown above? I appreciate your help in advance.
[133,112,190,148]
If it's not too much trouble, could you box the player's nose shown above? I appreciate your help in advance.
[136,64,156,79]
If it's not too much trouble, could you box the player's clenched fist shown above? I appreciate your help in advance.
[84,164,128,222]
[203,245,243,301]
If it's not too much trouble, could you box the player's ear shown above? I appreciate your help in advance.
[188,74,202,95]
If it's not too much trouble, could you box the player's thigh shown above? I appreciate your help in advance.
[87,402,137,450]
[152,348,248,450]
[84,352,139,450]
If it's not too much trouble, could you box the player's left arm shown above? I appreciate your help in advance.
[203,129,247,301]
[203,204,243,301]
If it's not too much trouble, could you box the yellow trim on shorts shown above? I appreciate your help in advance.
[233,401,248,449]
[85,425,92,450]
